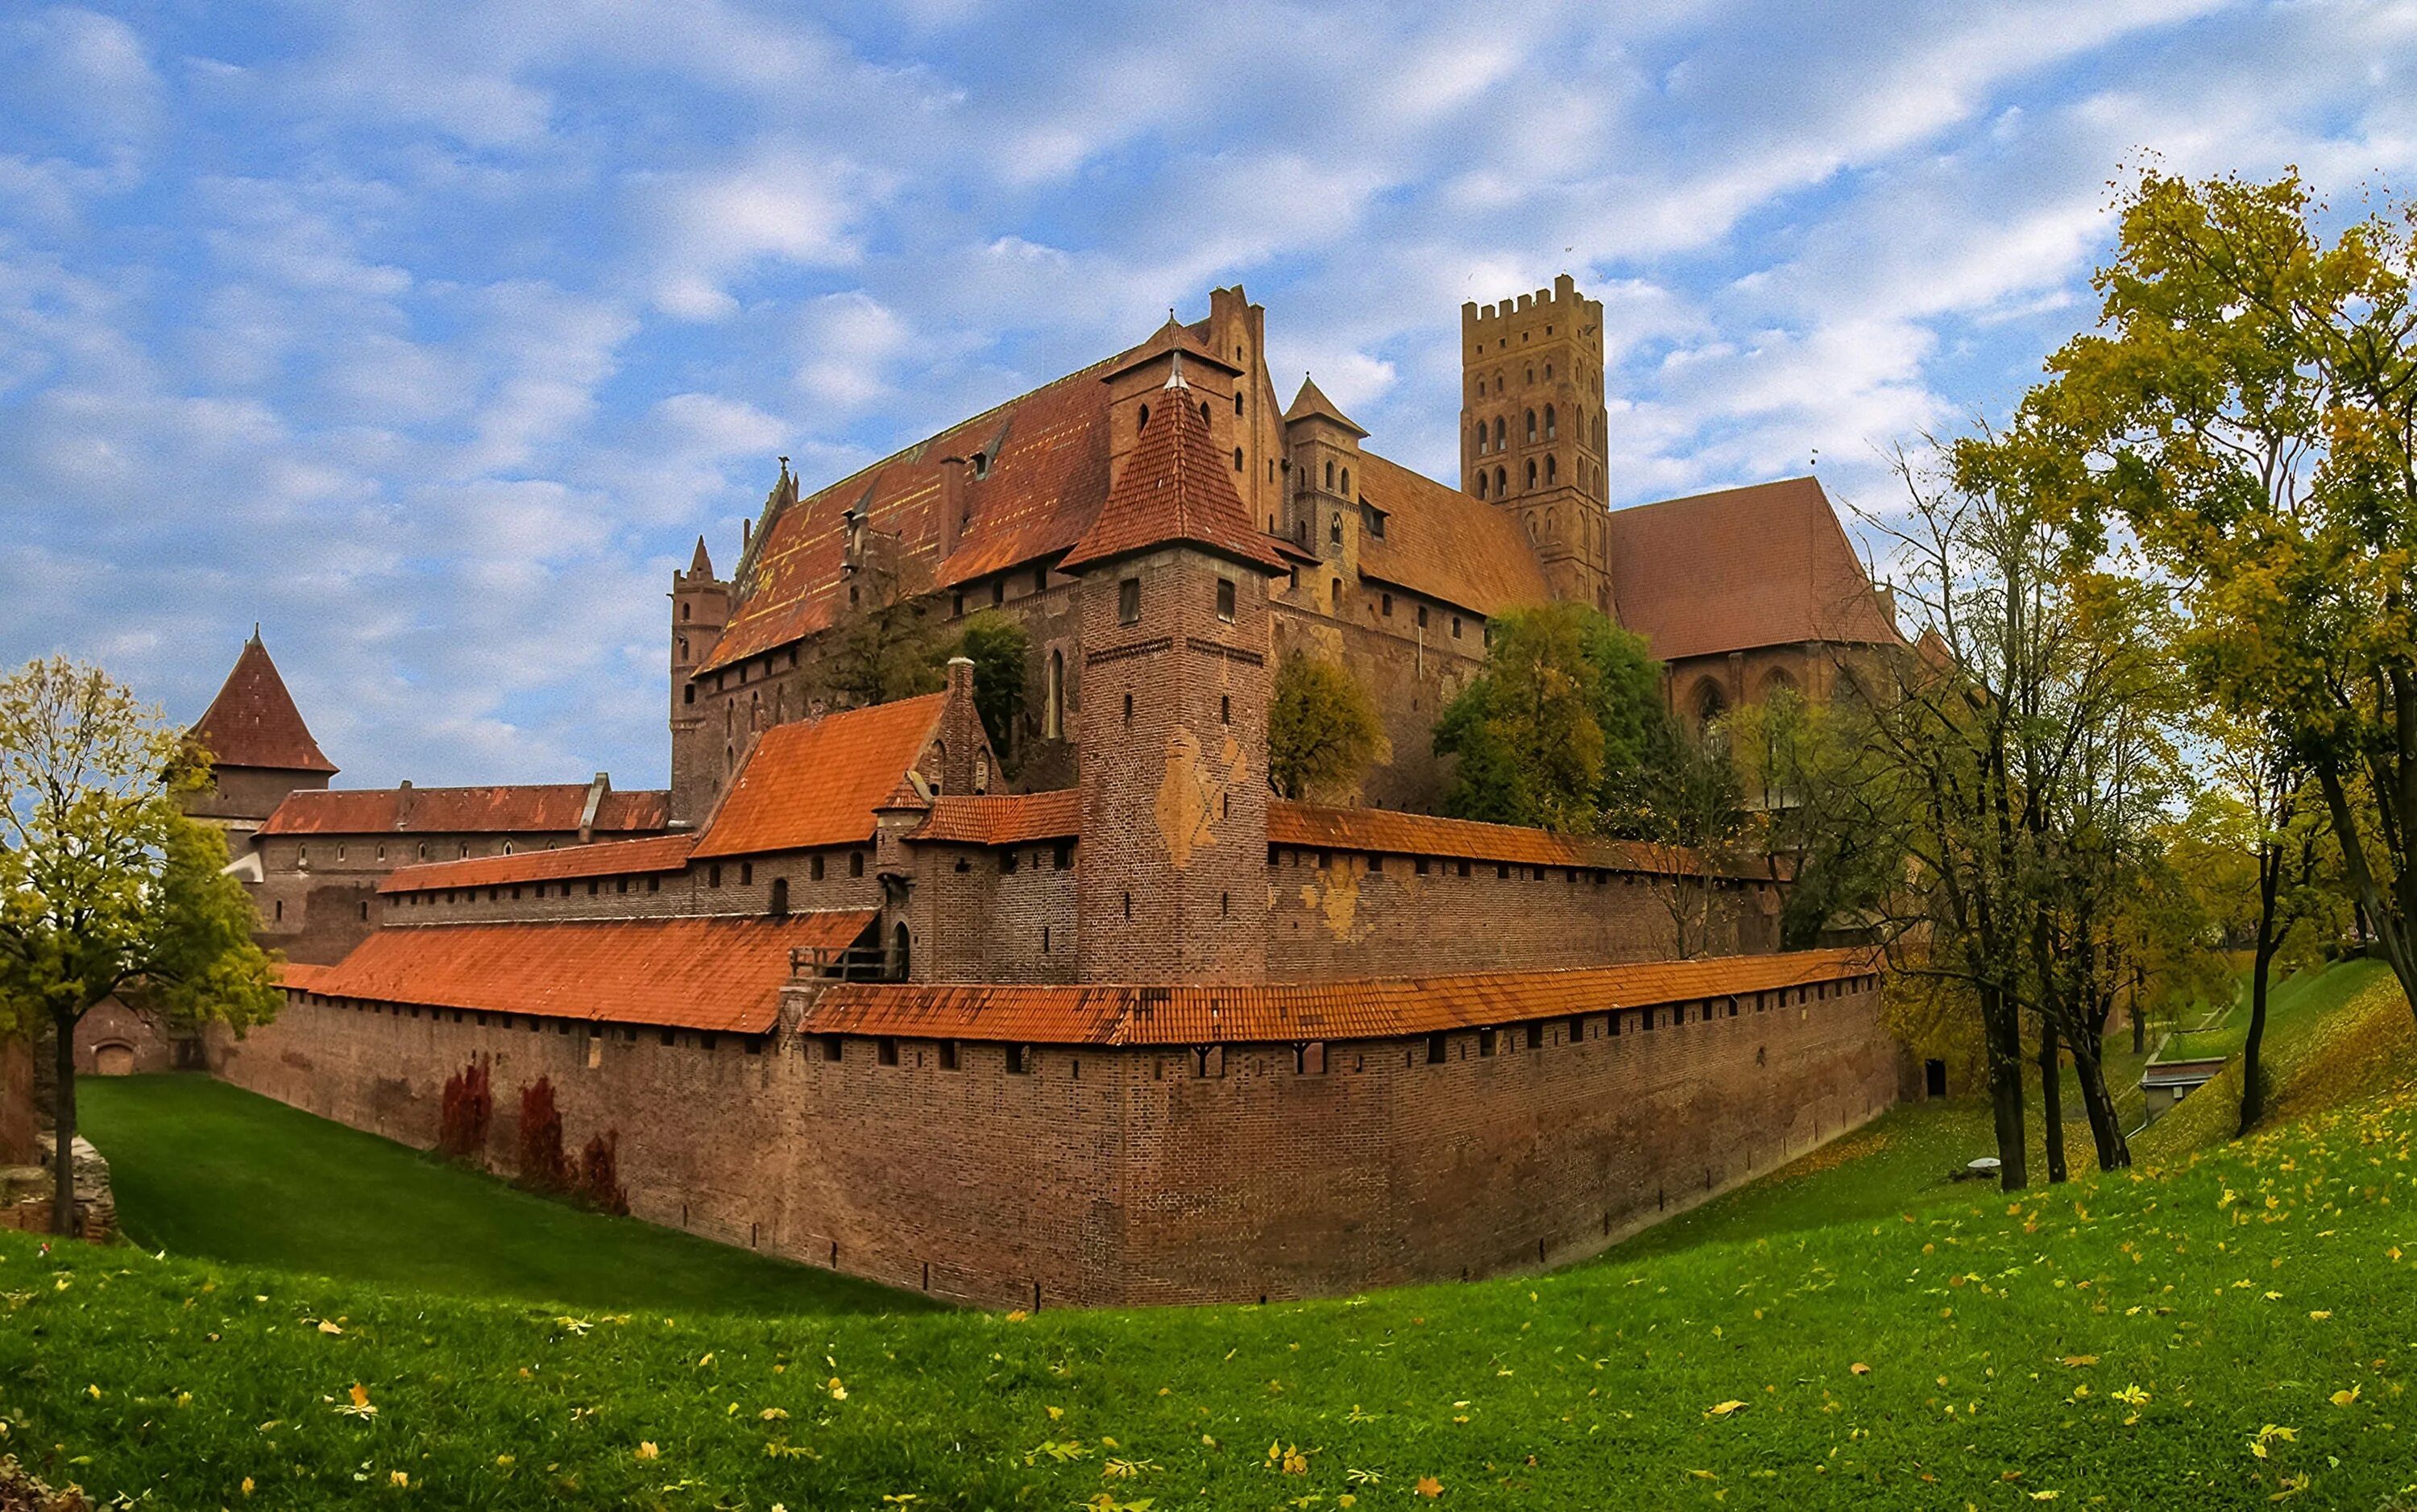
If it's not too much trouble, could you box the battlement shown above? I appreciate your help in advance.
[1462,273,1594,333]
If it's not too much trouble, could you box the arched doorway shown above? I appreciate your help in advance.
[93,1042,136,1077]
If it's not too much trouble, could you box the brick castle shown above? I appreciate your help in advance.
[151,278,1904,1306]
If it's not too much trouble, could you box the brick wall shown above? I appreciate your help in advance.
[1267,850,1778,978]
[213,967,1893,1307]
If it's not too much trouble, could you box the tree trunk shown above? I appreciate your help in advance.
[1982,982,2028,1191]
[2038,1011,2067,1183]
[49,1007,77,1238]
[2070,1031,2129,1170]
[2130,1002,2145,1056]
[2242,843,2282,1136]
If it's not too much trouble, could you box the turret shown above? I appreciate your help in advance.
[1283,375,1369,617]
[670,516,736,825]
[184,628,337,835]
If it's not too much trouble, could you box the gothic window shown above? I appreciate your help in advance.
[1475,471,1488,499]
[1494,466,1506,496]
[1493,416,1505,449]
[1329,512,1342,545]
[1524,365,1533,383]
[1340,466,1350,494]
[1545,455,1558,485]
[1474,425,1486,455]
[1233,391,1244,415]
[1694,677,1729,727]
[1198,400,1210,425]
[1233,446,1244,470]
[1325,459,1335,489]
[1525,409,1537,443]
[1045,649,1064,739]
[1526,459,1537,490]
[750,691,762,731]
[1138,403,1150,433]
[1544,362,1553,381]
[1544,404,1557,440]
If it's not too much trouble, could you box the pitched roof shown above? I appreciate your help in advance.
[700,347,1137,674]
[305,911,877,1034]
[912,789,1081,846]
[1267,802,1769,880]
[378,834,699,895]
[190,632,336,774]
[1059,360,1287,574]
[800,947,1877,1046]
[1352,452,1553,616]
[1606,477,1902,663]
[259,785,669,837]
[1283,375,1367,436]
[691,693,947,859]
[274,961,332,993]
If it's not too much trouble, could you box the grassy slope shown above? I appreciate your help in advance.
[75,1075,927,1318]
[3,1005,2414,1508]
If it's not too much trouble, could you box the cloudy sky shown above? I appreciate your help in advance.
[2,1,2410,789]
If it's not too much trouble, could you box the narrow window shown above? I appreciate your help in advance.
[1233,446,1244,471]
[1476,472,1488,499]
[1054,842,1073,869]
[1451,615,1462,639]
[877,1037,899,1067]
[1525,408,1536,442]
[1123,692,1134,726]
[1041,924,1051,953]
[939,1040,959,1071]
[1044,648,1064,739]
[1325,459,1335,489]
[1001,848,1020,873]
[1034,564,1048,593]
[1524,1023,1543,1050]
[992,580,1005,607]
[1233,391,1244,416]
[740,861,753,885]
[1545,404,1557,440]
[1118,577,1141,624]
[811,854,826,880]
[1425,1033,1449,1065]
[1137,403,1150,433]
[850,851,864,877]
[769,877,789,918]
[1569,1014,1586,1042]
[1381,592,1392,616]
[1478,1028,1498,1057]
[710,863,723,889]
[1006,1044,1030,1075]
[1413,856,1429,876]
[1219,694,1230,724]
[1217,578,1235,620]
[1329,512,1342,544]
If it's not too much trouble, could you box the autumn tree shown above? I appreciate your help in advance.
[1723,686,1910,949]
[0,657,280,1234]
[1268,652,1388,802]
[953,613,1029,768]
[812,543,947,710]
[2025,168,2417,1034]
[1434,603,1668,833]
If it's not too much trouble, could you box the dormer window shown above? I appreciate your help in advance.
[1362,504,1387,539]
[972,451,991,480]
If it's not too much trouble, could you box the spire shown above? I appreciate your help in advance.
[190,632,338,775]
[688,535,715,578]
[1164,349,1188,391]
[1283,374,1367,437]
[1060,376,1285,575]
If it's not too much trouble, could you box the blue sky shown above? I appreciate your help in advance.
[2,1,2411,789]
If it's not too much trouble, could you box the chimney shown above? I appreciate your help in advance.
[945,654,975,701]
[578,771,611,845]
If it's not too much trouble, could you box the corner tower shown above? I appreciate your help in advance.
[670,530,732,826]
[1061,354,1287,984]
[1461,274,1616,616]
[184,628,337,836]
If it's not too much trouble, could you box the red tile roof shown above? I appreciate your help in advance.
[259,785,669,837]
[1283,375,1367,435]
[275,961,333,993]
[1353,452,1553,616]
[378,835,699,895]
[801,947,1876,1046]
[701,348,1134,674]
[692,694,946,859]
[305,911,877,1034]
[1058,362,1287,574]
[190,633,336,773]
[1267,801,1769,880]
[913,789,1080,845]
[1606,476,1902,663]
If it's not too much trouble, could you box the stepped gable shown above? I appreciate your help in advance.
[1606,476,1902,663]
[259,785,669,836]
[305,910,877,1035]
[190,631,336,774]
[378,833,697,894]
[1351,452,1553,615]
[1283,374,1367,436]
[801,946,1875,1045]
[692,692,949,859]
[1267,801,1771,880]
[1059,356,1286,574]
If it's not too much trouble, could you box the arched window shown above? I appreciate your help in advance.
[1045,649,1064,739]
[1233,447,1244,470]
[750,690,762,731]
[1138,403,1150,433]
[1325,459,1335,489]
[680,603,691,621]
[1475,471,1488,499]
[1198,400,1211,425]
[1329,512,1342,545]
[677,636,688,661]
[1525,459,1537,490]
[1545,507,1557,537]
[724,702,734,737]
[1474,425,1486,455]
[1694,678,1729,727]
[1494,466,1507,496]
[1524,511,1538,539]
[1544,362,1553,381]
[1545,455,1557,485]
[1759,667,1800,703]
[1525,409,1537,442]
[1233,391,1244,416]
[1524,365,1533,383]
[1340,466,1350,495]
[1544,404,1557,440]
[891,923,910,982]
[1493,416,1506,449]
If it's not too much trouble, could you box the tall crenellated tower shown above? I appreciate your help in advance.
[1460,274,1616,617]
[669,531,732,826]
[1061,352,1287,984]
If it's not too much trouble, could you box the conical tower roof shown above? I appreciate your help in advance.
[688,535,715,577]
[1283,374,1367,437]
[1060,358,1285,574]
[190,630,337,774]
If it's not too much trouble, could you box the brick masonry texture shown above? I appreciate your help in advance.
[214,967,1890,1307]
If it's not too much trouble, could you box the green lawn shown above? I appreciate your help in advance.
[75,1075,929,1318]
[9,976,2417,1509]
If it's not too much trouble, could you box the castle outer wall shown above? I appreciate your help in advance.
[211,956,1890,1307]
